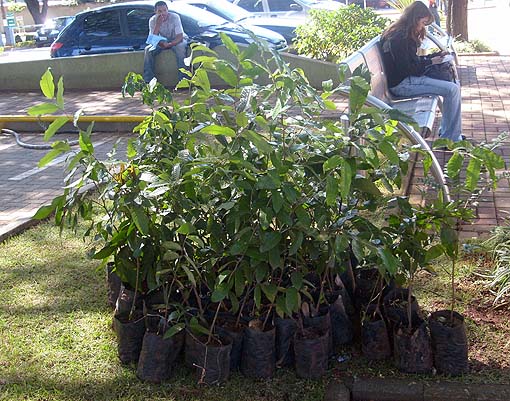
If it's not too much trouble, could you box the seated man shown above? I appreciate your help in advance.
[143,1,188,83]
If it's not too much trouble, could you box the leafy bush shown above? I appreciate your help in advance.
[483,226,510,304]
[454,39,492,54]
[293,5,389,62]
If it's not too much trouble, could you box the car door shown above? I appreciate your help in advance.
[124,7,154,52]
[234,0,267,16]
[78,9,126,55]
[265,0,304,18]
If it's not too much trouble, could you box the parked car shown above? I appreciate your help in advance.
[50,1,287,58]
[228,0,342,18]
[179,0,304,43]
[34,16,74,47]
[349,0,389,9]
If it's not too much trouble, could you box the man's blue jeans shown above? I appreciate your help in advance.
[390,75,462,141]
[143,40,187,84]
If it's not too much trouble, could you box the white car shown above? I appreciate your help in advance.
[228,0,342,18]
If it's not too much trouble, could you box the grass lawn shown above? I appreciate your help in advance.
[0,222,509,401]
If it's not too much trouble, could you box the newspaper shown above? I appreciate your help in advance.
[146,33,168,51]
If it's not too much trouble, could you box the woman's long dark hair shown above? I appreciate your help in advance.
[382,1,434,44]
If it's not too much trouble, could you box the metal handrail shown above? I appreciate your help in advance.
[335,86,451,203]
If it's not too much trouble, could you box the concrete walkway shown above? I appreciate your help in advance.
[1,54,510,241]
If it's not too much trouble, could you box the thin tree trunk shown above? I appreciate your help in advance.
[448,0,468,41]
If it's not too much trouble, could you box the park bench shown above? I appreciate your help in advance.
[338,32,458,200]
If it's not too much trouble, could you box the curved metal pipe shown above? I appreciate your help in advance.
[335,87,450,202]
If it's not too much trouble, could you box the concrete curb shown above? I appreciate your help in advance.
[324,378,510,401]
[458,51,501,57]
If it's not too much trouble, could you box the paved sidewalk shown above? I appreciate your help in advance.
[1,55,510,241]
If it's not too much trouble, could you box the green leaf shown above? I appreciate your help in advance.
[32,204,55,220]
[93,245,116,260]
[215,62,238,86]
[260,231,281,252]
[201,124,236,137]
[40,69,55,99]
[377,247,399,275]
[353,177,381,196]
[446,152,463,180]
[339,158,352,202]
[465,158,481,192]
[323,155,343,172]
[211,285,229,302]
[261,283,278,303]
[425,244,444,263]
[289,231,303,256]
[220,32,240,55]
[326,175,338,206]
[255,264,268,282]
[43,116,69,141]
[254,285,261,309]
[268,246,281,269]
[291,272,303,290]
[285,287,298,314]
[379,140,399,165]
[130,207,149,235]
[440,226,458,259]
[38,148,63,168]
[256,174,280,190]
[189,316,210,336]
[177,222,195,235]
[271,190,284,213]
[79,131,94,154]
[243,130,272,154]
[423,153,433,175]
[56,76,64,108]
[163,323,185,339]
[27,103,60,116]
[234,268,245,297]
[182,264,197,287]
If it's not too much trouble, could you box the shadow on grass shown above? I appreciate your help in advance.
[0,367,326,401]
[0,225,109,315]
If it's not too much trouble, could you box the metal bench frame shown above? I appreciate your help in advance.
[338,33,452,201]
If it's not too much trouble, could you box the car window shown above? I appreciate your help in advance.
[270,0,302,12]
[126,8,153,36]
[83,10,122,37]
[237,0,264,12]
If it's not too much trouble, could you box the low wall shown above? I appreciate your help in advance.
[0,46,340,91]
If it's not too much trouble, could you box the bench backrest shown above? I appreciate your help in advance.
[340,36,392,104]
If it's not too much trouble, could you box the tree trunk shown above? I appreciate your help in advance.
[24,0,48,25]
[446,0,468,41]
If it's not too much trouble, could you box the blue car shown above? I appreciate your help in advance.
[50,1,287,58]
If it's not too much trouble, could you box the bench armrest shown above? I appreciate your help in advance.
[334,87,450,202]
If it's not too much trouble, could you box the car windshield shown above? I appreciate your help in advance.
[54,17,70,30]
[169,3,229,27]
[204,0,251,22]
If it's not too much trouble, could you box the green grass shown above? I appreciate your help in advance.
[0,222,326,401]
[0,222,509,401]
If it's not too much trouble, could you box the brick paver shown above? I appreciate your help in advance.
[1,55,510,241]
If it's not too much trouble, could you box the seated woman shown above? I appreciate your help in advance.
[380,1,463,142]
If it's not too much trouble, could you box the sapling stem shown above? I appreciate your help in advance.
[262,304,273,332]
[130,257,141,321]
[207,301,222,345]
[450,258,456,324]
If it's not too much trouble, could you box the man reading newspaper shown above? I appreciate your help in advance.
[143,1,188,83]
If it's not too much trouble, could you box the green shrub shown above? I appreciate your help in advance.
[293,5,389,62]
[454,39,492,54]
[483,226,510,304]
